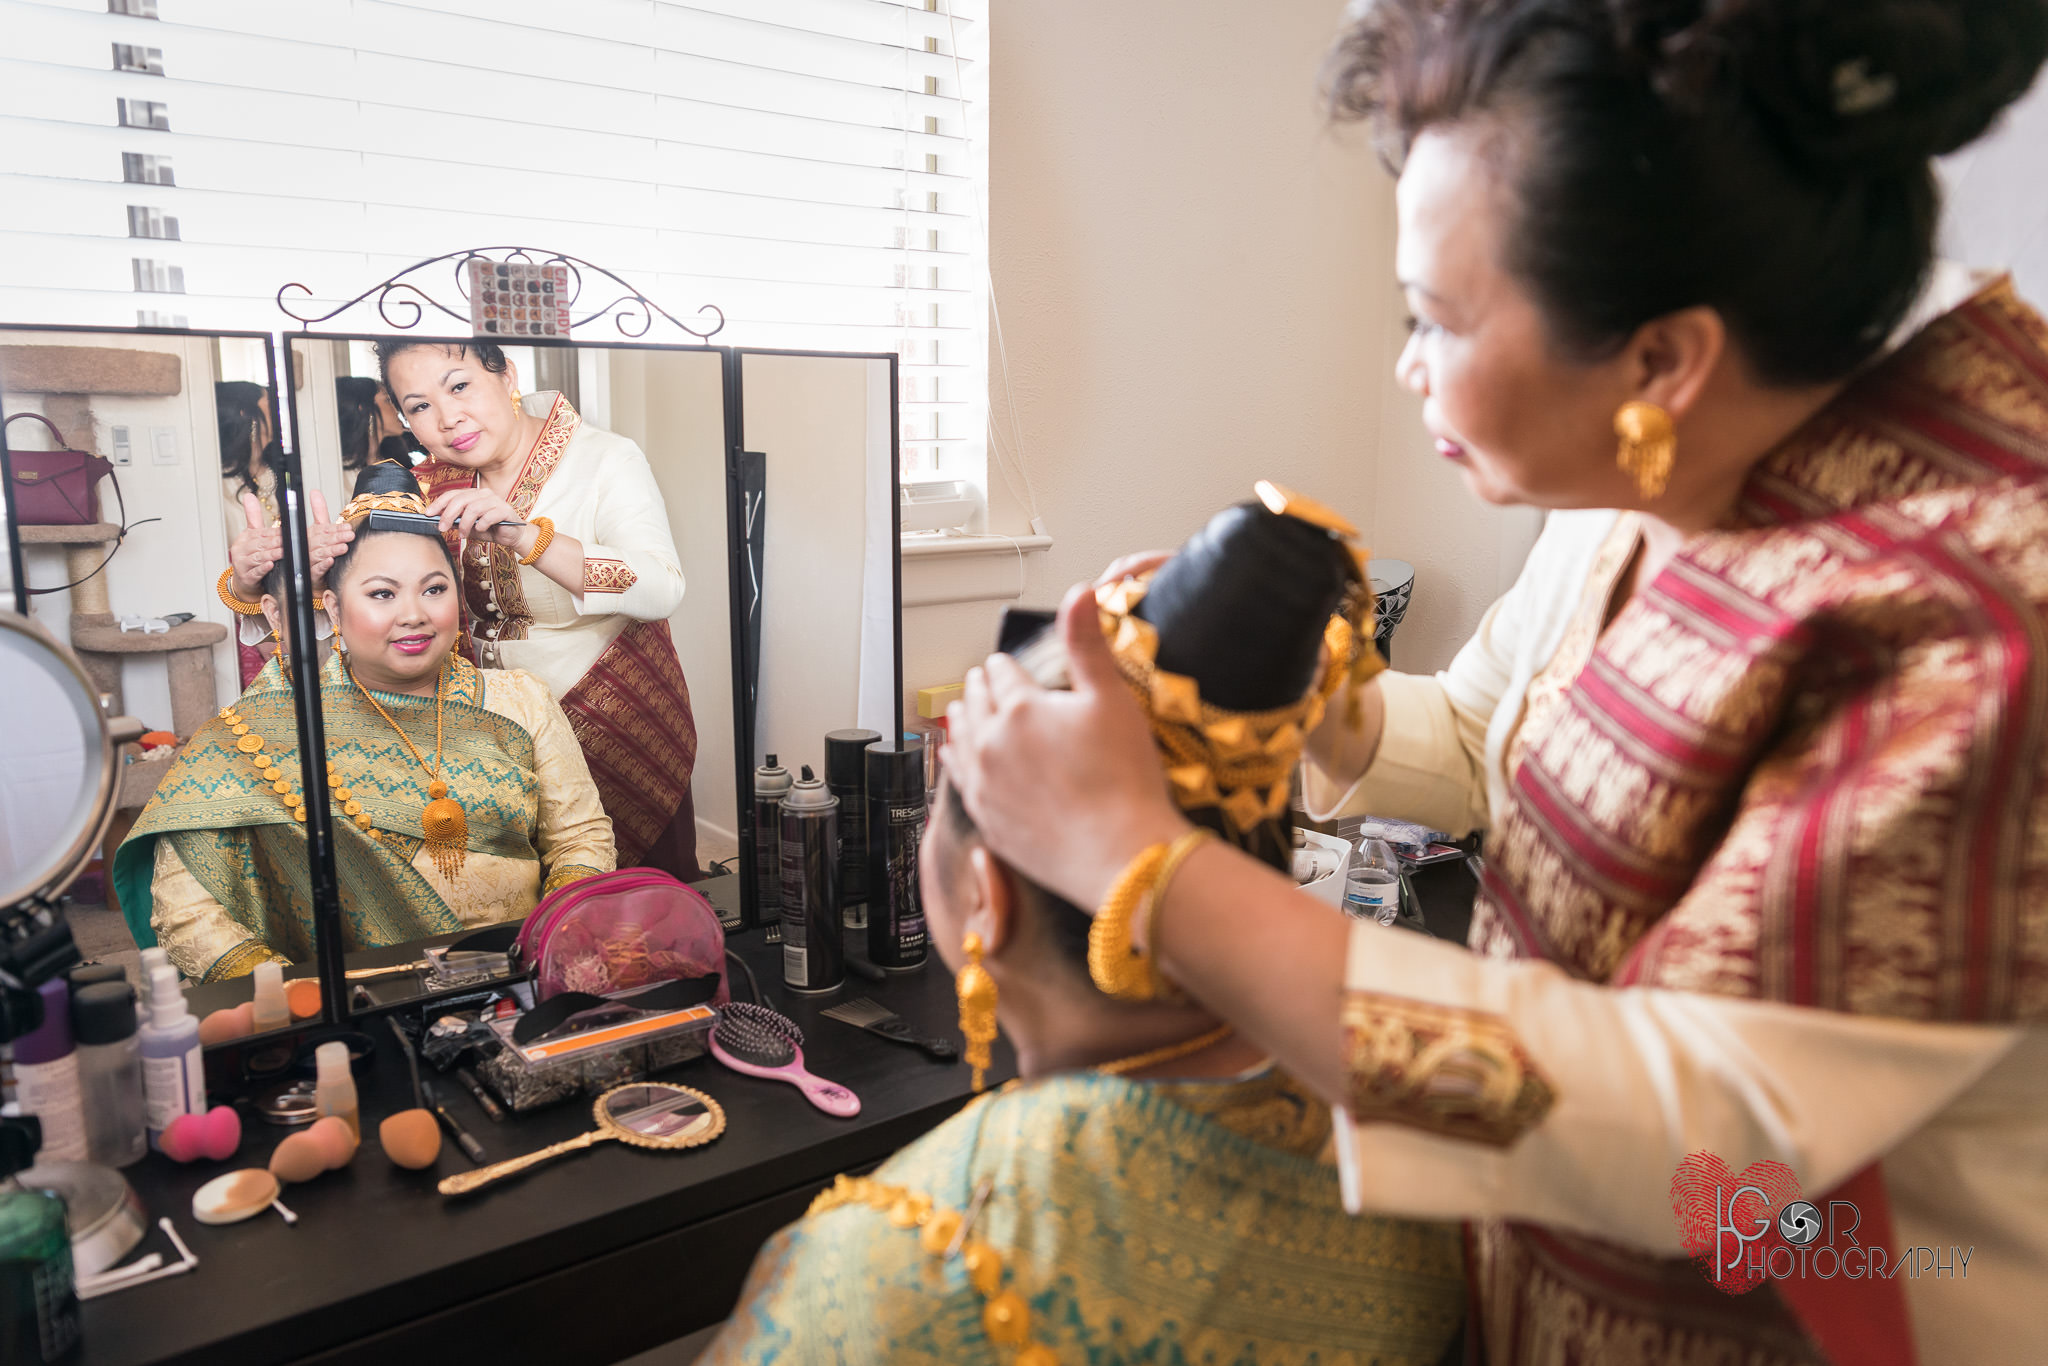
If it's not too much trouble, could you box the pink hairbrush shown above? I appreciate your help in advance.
[710,1002,860,1118]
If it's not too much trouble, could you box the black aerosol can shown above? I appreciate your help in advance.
[824,729,882,933]
[865,738,929,971]
[779,767,844,994]
[752,755,792,924]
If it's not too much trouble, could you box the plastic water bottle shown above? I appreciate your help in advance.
[1344,837,1402,926]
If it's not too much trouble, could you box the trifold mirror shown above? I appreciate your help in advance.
[2,318,901,1019]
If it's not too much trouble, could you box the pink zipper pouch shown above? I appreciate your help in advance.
[514,869,730,1006]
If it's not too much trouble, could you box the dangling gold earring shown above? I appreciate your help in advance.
[1615,400,1676,500]
[270,628,292,684]
[956,932,998,1093]
[508,388,523,418]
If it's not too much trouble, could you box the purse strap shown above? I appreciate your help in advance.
[4,411,72,449]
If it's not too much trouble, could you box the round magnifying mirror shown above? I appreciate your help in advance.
[439,1082,725,1197]
[0,612,116,908]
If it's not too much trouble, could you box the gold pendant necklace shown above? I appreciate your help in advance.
[349,657,468,877]
[1093,1022,1235,1077]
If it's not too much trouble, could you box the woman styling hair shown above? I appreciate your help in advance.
[118,459,615,981]
[944,3,2048,1363]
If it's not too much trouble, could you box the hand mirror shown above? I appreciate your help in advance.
[438,1081,725,1197]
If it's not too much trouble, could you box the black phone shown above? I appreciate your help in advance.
[995,606,1057,656]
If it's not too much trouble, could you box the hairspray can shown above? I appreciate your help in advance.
[865,738,929,971]
[779,766,844,994]
[752,755,792,924]
[823,729,882,932]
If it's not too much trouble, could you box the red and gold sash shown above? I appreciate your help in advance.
[1471,278,2048,1363]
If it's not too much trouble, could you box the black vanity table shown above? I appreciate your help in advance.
[75,875,1011,1366]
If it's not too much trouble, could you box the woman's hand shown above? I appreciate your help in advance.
[946,582,1189,911]
[229,490,351,597]
[428,486,525,547]
[1095,550,1170,587]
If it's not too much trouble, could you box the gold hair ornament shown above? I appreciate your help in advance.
[1614,400,1676,500]
[339,490,431,521]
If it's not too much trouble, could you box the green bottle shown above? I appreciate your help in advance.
[0,1117,81,1363]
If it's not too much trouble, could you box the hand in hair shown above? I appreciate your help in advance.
[228,489,354,599]
[948,582,1191,913]
[427,484,526,546]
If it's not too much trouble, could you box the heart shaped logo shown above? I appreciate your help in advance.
[1669,1151,1804,1294]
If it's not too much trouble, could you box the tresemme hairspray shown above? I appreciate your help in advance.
[752,754,792,924]
[779,766,844,994]
[824,728,881,932]
[865,738,928,971]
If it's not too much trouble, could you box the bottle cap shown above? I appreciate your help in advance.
[139,947,170,1007]
[12,980,72,1065]
[66,963,127,992]
[71,982,139,1046]
[823,730,882,791]
[866,738,927,804]
[0,1115,41,1177]
[253,961,284,998]
[754,754,792,797]
[315,1040,350,1083]
[783,764,838,811]
[148,965,189,1028]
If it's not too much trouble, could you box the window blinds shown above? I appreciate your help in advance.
[0,0,987,477]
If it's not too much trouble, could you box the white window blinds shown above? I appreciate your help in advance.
[0,0,988,479]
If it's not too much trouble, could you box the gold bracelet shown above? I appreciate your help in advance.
[1091,828,1211,1002]
[517,516,555,566]
[217,567,267,616]
[1134,828,1214,1002]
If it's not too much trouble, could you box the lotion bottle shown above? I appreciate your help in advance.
[314,1041,359,1139]
[138,966,203,1149]
[11,982,86,1164]
[250,961,289,1034]
[72,983,146,1168]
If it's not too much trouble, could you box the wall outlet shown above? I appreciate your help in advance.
[151,426,178,465]
[110,425,133,466]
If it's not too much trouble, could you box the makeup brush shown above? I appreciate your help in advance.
[710,1002,860,1118]
[380,1018,443,1170]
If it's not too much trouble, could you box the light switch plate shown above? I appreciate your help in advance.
[151,426,178,465]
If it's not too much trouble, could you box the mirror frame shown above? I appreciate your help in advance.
[0,322,339,1018]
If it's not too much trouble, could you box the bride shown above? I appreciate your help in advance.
[116,461,616,982]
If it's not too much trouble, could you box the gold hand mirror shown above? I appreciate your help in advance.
[438,1082,725,1197]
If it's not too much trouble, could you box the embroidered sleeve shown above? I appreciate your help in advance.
[582,557,639,594]
[1342,991,1556,1148]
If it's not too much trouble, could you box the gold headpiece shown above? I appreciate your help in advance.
[1099,481,1386,836]
[339,490,431,522]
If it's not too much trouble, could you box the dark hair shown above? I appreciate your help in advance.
[1327,0,2048,385]
[215,380,269,495]
[335,376,382,472]
[940,782,1098,969]
[373,340,509,408]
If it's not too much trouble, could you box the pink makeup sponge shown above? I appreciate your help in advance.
[160,1106,240,1163]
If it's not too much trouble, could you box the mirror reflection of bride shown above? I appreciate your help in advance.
[220,340,704,882]
[121,462,616,982]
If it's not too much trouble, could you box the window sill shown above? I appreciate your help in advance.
[900,533,1053,607]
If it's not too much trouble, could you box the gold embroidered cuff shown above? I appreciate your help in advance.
[543,863,608,895]
[582,556,638,593]
[202,937,289,984]
[1341,992,1556,1148]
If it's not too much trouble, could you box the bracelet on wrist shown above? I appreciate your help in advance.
[518,516,555,566]
[217,567,267,616]
[1089,828,1213,1002]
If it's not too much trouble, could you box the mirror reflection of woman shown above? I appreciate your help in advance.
[944,3,2048,1363]
[223,342,703,879]
[335,374,408,472]
[119,462,615,982]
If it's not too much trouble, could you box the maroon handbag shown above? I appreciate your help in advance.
[5,412,115,526]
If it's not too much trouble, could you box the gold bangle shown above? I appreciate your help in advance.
[1134,828,1213,1002]
[1090,828,1211,1002]
[518,516,555,566]
[217,567,267,616]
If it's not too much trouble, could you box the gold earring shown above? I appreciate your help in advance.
[1615,400,1676,500]
[509,388,523,416]
[956,932,998,1093]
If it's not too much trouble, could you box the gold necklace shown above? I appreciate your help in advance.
[217,707,372,833]
[348,657,469,877]
[806,1174,1056,1365]
[1093,1023,1235,1077]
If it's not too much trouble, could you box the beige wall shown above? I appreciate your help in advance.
[903,0,1538,706]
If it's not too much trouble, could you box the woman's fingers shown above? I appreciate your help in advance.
[308,489,332,525]
[1057,581,1124,698]
[240,491,266,532]
[1095,550,1171,587]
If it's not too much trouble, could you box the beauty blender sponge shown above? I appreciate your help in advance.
[199,1105,242,1160]
[198,1001,256,1045]
[306,1115,358,1167]
[159,1114,208,1163]
[285,978,322,1019]
[379,1110,442,1170]
[268,1131,327,1184]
